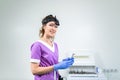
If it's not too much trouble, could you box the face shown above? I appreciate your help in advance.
[43,21,58,38]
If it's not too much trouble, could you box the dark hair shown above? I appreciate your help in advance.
[42,15,60,26]
[39,15,60,38]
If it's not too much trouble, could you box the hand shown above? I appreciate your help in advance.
[62,57,74,61]
[54,58,74,71]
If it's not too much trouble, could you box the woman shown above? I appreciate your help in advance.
[30,15,74,80]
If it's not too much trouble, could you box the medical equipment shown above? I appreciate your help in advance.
[66,50,107,80]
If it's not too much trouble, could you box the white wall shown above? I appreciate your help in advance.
[0,0,120,80]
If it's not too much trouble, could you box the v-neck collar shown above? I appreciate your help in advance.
[37,40,55,52]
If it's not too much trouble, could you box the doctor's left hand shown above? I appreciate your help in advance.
[53,58,74,71]
[62,57,74,62]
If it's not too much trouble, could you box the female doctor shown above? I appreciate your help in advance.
[30,15,74,80]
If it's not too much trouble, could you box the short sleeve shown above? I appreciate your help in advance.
[30,42,41,63]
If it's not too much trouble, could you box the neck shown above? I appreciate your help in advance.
[40,36,54,47]
[41,36,53,43]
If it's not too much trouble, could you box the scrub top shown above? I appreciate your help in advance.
[30,40,59,80]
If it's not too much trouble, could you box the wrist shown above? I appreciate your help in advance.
[53,64,57,71]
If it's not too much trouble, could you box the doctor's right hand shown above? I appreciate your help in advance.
[53,58,74,71]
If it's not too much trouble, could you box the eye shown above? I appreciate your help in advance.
[49,24,54,26]
[54,25,58,28]
[49,24,58,28]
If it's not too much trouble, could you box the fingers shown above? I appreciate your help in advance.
[62,57,74,68]
[62,57,71,61]
[63,57,74,61]
[65,59,74,66]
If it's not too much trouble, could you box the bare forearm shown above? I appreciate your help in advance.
[31,63,54,75]
[35,66,54,75]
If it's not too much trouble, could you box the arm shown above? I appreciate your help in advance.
[31,62,54,75]
[30,43,54,75]
[31,58,74,75]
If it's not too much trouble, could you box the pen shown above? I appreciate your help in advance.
[72,53,75,58]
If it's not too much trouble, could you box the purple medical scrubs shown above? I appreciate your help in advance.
[30,40,59,80]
